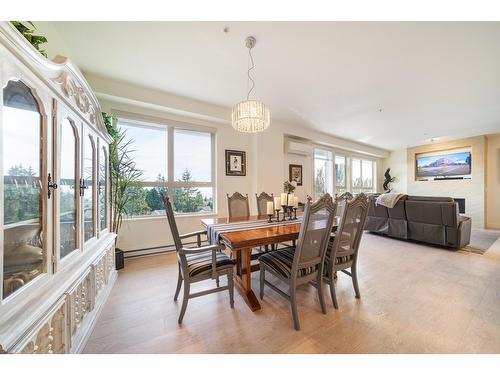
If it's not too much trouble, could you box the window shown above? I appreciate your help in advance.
[313,148,334,199]
[335,155,346,195]
[117,119,214,216]
[351,158,375,194]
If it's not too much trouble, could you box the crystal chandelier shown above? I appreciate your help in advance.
[231,36,270,133]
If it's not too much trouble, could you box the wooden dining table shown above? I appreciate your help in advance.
[201,215,338,312]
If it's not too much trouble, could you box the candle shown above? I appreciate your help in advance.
[293,196,299,208]
[266,201,274,215]
[274,197,281,210]
[288,193,294,206]
[281,193,287,206]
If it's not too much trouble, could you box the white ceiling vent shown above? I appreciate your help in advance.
[286,140,312,156]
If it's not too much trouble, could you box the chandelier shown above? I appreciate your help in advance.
[231,36,270,133]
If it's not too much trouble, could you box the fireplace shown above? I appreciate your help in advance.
[454,198,465,214]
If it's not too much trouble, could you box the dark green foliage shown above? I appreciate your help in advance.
[172,169,205,213]
[10,21,48,58]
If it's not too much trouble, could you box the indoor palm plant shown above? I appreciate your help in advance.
[103,113,143,237]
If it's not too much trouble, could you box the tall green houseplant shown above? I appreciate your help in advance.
[103,113,143,236]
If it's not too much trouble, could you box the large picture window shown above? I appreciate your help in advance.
[118,119,214,217]
[351,158,375,194]
[313,148,334,199]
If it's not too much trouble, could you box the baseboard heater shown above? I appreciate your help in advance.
[122,240,201,259]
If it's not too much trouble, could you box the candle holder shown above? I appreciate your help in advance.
[275,209,281,222]
[292,208,298,220]
[267,214,273,223]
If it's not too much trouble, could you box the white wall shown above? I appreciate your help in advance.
[382,148,408,193]
[486,133,500,229]
[85,73,388,252]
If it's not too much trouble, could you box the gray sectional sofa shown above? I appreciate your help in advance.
[365,194,472,249]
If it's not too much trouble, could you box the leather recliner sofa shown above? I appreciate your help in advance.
[365,195,472,249]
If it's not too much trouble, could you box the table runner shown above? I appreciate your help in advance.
[207,218,303,245]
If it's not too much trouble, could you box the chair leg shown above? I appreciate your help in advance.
[174,264,182,301]
[317,272,327,314]
[290,285,301,331]
[352,265,361,299]
[328,272,339,309]
[178,280,190,324]
[216,276,220,287]
[259,264,265,299]
[228,272,234,308]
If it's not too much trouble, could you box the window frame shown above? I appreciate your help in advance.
[313,147,334,200]
[351,158,376,193]
[117,116,216,218]
[334,154,347,194]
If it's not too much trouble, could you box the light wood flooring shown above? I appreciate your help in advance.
[83,233,500,353]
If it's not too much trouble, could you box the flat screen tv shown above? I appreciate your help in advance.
[416,151,471,178]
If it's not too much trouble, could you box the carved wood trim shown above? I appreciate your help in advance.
[0,22,111,142]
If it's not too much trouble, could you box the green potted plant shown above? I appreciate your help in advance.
[10,21,48,57]
[103,113,143,269]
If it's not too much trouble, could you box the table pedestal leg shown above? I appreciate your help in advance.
[233,247,261,312]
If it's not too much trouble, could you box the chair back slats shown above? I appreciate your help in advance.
[160,192,183,251]
[255,192,274,216]
[227,192,250,218]
[331,193,369,261]
[292,194,337,275]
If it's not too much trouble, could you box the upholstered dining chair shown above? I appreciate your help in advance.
[259,194,337,330]
[255,192,274,216]
[161,193,235,324]
[227,192,250,218]
[324,193,368,309]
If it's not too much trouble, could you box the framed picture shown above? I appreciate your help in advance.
[289,164,303,186]
[225,150,246,176]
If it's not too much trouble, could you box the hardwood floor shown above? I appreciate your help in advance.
[83,233,500,354]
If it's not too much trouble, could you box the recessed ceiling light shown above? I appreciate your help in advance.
[223,27,230,33]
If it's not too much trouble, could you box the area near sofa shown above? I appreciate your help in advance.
[366,195,471,249]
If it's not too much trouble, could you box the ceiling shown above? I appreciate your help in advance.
[36,22,500,150]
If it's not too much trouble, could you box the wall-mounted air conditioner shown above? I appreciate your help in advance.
[286,140,313,156]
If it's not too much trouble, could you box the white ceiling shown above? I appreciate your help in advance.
[37,22,500,150]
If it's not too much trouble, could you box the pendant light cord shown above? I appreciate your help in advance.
[246,45,255,100]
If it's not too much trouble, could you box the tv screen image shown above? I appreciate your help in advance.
[416,151,471,178]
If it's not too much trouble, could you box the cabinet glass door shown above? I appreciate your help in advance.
[2,80,45,299]
[99,146,107,232]
[83,135,95,242]
[59,118,78,259]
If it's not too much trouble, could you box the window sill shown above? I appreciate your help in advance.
[122,211,217,222]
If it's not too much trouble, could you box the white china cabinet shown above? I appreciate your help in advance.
[0,22,116,353]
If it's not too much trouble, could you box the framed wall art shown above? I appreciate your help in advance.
[225,149,246,176]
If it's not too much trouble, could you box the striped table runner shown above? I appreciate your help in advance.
[207,218,303,245]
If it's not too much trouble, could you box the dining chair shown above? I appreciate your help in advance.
[334,192,352,222]
[161,193,235,324]
[255,192,276,252]
[324,193,369,309]
[259,194,337,330]
[227,192,250,218]
[255,192,274,216]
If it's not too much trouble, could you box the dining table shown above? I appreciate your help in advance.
[201,215,338,312]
